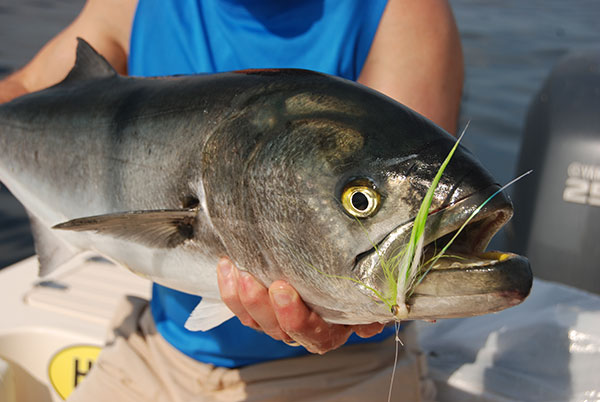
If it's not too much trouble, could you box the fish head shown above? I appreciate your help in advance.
[205,71,532,324]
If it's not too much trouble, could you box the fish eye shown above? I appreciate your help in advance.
[341,181,381,218]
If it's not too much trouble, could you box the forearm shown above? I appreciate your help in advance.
[358,0,464,135]
[0,72,29,104]
[0,0,134,105]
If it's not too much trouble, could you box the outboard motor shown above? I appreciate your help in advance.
[508,50,600,294]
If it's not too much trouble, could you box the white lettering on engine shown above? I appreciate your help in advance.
[563,162,600,206]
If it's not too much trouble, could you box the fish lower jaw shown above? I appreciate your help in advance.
[406,252,532,320]
[405,289,528,320]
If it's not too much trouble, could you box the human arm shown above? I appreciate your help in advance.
[358,0,464,134]
[0,0,136,104]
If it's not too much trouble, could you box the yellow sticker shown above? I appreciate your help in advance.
[48,345,102,400]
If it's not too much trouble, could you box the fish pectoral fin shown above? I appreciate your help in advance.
[184,299,235,331]
[28,213,82,276]
[52,209,198,249]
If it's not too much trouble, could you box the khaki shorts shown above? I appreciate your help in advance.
[68,297,435,402]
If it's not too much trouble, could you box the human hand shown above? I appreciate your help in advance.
[216,258,384,354]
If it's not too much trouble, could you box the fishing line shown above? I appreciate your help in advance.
[387,321,403,402]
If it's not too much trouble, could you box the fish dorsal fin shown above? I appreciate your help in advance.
[28,213,82,276]
[61,38,117,84]
[53,209,198,249]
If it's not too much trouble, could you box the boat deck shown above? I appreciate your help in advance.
[0,254,150,401]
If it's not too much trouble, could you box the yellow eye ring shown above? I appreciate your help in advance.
[341,184,381,218]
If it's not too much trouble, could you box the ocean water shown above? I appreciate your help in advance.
[0,0,599,268]
[452,0,600,185]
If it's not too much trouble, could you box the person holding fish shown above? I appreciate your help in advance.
[0,0,464,400]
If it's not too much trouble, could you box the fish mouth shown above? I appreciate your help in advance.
[357,184,532,320]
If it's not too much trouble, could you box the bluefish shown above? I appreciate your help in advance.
[0,40,531,330]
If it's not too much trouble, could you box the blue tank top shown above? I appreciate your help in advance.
[129,0,392,368]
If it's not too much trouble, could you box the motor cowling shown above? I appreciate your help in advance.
[508,50,600,294]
